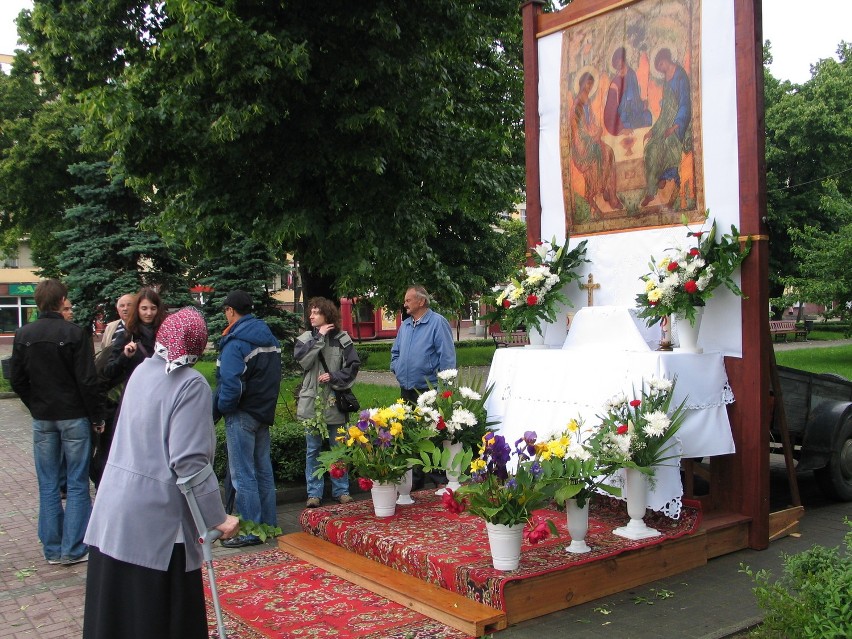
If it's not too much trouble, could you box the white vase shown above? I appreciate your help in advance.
[396,468,414,505]
[526,325,547,348]
[613,468,661,540]
[674,307,704,353]
[436,440,464,496]
[370,482,397,517]
[485,521,524,571]
[565,498,591,554]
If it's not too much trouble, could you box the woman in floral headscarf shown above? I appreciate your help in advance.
[83,307,239,639]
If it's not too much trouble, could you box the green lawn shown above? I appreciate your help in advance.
[361,344,496,371]
[774,345,852,380]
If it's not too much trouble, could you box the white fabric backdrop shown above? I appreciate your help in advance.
[536,0,744,357]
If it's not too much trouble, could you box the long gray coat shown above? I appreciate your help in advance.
[85,355,227,571]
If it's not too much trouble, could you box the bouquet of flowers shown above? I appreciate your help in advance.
[416,369,495,449]
[635,213,751,327]
[315,402,436,484]
[483,235,588,332]
[536,419,622,508]
[443,431,558,543]
[595,377,688,476]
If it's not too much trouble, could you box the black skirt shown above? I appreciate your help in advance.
[83,544,208,639]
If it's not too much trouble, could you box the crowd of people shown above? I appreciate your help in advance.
[8,278,455,637]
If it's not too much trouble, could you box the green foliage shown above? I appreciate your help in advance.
[763,41,852,306]
[54,160,193,329]
[740,519,851,638]
[23,0,527,309]
[236,517,282,543]
[782,181,852,324]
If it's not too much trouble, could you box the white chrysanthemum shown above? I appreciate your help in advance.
[662,273,680,291]
[644,411,671,437]
[420,407,440,424]
[649,377,673,392]
[450,407,477,427]
[416,390,437,406]
[459,387,481,401]
[614,433,632,455]
[437,369,458,381]
[565,441,591,461]
[605,393,628,411]
[685,260,701,276]
[697,271,713,291]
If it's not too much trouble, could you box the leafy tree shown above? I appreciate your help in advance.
[764,41,852,313]
[783,180,852,330]
[22,1,527,311]
[0,51,94,274]
[54,161,193,329]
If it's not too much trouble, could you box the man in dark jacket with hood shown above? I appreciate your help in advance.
[214,290,281,548]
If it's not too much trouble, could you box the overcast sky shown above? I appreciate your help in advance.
[1,1,850,83]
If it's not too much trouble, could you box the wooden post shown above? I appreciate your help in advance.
[521,1,546,248]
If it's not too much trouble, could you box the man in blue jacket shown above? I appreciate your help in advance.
[390,284,456,401]
[214,290,281,548]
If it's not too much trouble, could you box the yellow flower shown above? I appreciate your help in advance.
[567,419,580,434]
[644,278,656,292]
[658,256,671,269]
[346,425,368,446]
[389,423,403,437]
[647,288,662,303]
[470,458,487,473]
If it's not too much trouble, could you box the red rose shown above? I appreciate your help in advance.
[523,520,551,545]
[441,488,467,515]
[617,424,629,435]
[526,294,538,306]
[629,399,641,408]
[330,464,346,479]
[667,261,679,272]
[358,477,374,491]
[502,299,511,309]
[689,247,700,256]
[436,416,447,431]
[684,280,698,294]
[441,391,453,399]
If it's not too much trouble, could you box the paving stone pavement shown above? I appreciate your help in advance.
[1,340,850,638]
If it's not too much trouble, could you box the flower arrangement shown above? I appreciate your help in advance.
[536,418,622,508]
[595,377,688,476]
[443,431,558,543]
[315,402,435,484]
[416,369,495,449]
[635,212,751,327]
[483,235,589,332]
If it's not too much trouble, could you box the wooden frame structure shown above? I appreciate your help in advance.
[522,0,773,551]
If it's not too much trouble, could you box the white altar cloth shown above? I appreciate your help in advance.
[484,348,736,518]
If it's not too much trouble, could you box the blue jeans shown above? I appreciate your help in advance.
[224,411,277,529]
[33,417,92,561]
[305,429,350,499]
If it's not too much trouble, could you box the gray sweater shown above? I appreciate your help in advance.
[85,355,227,571]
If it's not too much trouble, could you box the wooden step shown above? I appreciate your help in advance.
[278,532,507,636]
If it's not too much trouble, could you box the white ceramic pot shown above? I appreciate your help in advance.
[485,521,524,571]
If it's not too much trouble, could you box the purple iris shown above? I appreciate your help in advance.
[375,428,392,448]
[530,461,542,478]
[506,478,517,490]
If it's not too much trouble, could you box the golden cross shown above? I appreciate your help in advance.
[579,273,600,306]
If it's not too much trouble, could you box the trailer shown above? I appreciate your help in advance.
[773,366,852,501]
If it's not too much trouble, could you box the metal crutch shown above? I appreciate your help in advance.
[177,464,228,639]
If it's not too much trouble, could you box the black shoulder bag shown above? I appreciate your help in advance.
[317,350,360,414]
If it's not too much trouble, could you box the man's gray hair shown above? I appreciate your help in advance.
[407,284,431,306]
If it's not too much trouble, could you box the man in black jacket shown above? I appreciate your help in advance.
[10,279,104,565]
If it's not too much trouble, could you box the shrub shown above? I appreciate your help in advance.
[740,519,851,638]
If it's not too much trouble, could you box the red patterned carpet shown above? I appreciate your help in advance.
[204,548,472,639]
[301,490,702,609]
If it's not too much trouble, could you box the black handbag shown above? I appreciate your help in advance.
[317,351,360,414]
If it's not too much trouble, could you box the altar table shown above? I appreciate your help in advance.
[484,348,735,518]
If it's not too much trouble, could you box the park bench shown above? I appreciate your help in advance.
[492,330,530,348]
[769,320,807,342]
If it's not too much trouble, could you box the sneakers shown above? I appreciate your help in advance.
[305,497,321,508]
[220,535,263,549]
[47,558,62,565]
[62,553,89,565]
[337,494,354,504]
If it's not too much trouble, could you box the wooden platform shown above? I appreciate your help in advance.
[280,512,755,631]
[279,532,507,637]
